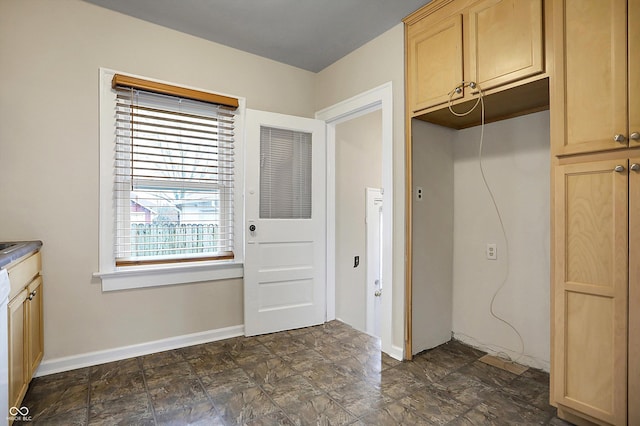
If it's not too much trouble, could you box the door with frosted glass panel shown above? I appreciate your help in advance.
[244,109,326,336]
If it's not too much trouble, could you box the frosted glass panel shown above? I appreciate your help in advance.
[260,126,312,219]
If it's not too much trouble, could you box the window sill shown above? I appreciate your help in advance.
[94,260,244,292]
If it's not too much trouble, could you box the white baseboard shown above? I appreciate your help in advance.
[388,344,404,361]
[335,317,404,361]
[452,332,550,372]
[35,324,244,377]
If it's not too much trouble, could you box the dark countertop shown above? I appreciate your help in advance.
[0,240,43,269]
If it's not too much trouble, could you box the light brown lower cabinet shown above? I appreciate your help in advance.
[7,252,43,416]
[553,156,639,425]
[7,289,28,414]
[26,277,43,377]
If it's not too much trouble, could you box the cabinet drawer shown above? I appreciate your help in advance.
[8,252,41,299]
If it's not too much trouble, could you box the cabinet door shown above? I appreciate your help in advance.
[8,289,28,411]
[629,157,640,426]
[554,159,628,425]
[407,14,464,112]
[557,0,627,155]
[468,0,543,90]
[630,0,640,148]
[27,277,43,376]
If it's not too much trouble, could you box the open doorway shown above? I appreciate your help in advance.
[332,111,382,334]
[315,82,399,359]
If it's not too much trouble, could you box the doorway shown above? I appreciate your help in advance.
[315,82,400,359]
[333,111,382,335]
[243,109,326,336]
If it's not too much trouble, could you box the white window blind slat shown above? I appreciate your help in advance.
[114,87,235,264]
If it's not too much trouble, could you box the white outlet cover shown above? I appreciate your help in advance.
[486,243,497,260]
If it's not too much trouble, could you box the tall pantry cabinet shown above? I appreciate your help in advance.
[403,0,638,423]
[551,0,639,425]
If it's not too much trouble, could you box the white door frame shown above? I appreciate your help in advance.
[366,187,383,337]
[315,82,397,359]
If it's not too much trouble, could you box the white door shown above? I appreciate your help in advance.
[366,188,383,337]
[244,109,326,336]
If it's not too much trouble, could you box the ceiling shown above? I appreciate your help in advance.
[83,0,430,72]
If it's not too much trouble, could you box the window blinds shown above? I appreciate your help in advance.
[259,126,312,219]
[114,86,236,265]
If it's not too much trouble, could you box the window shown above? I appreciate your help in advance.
[259,126,312,219]
[97,69,244,291]
[113,80,236,265]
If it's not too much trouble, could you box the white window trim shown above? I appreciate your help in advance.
[95,68,245,291]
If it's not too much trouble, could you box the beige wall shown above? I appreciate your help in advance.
[452,111,550,370]
[411,119,455,354]
[335,110,382,332]
[315,24,406,350]
[410,112,550,368]
[0,0,315,360]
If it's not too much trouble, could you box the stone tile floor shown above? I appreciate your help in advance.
[14,320,573,425]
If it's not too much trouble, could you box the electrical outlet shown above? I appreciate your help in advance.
[416,187,423,200]
[486,243,497,260]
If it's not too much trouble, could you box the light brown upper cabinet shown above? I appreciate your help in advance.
[551,0,640,155]
[468,0,544,91]
[405,0,547,127]
[407,14,464,112]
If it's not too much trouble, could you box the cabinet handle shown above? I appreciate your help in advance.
[630,132,640,141]
[614,134,626,143]
[614,165,625,172]
[631,163,640,172]
[28,290,37,300]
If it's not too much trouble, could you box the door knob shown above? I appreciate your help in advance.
[631,163,640,172]
[249,224,256,232]
[614,134,626,143]
[630,132,640,141]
